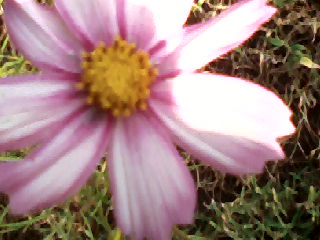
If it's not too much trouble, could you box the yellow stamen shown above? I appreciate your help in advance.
[78,36,158,117]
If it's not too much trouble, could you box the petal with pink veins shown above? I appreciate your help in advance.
[54,0,118,49]
[119,0,193,52]
[150,73,295,175]
[108,113,196,240]
[0,110,111,215]
[159,0,276,74]
[0,73,85,150]
[0,98,84,151]
[0,74,77,105]
[3,0,82,73]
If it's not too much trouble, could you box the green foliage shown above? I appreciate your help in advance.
[184,168,320,239]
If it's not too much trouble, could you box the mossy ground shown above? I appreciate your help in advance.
[0,0,319,239]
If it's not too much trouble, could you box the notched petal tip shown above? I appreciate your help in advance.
[150,73,296,175]
[159,0,277,73]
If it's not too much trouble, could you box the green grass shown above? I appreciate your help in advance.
[0,0,320,239]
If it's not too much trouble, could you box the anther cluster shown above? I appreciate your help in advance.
[78,36,158,117]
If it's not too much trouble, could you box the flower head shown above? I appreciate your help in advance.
[0,0,294,239]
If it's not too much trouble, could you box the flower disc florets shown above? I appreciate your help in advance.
[77,36,158,117]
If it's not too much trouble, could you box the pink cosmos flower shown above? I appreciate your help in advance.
[0,0,295,239]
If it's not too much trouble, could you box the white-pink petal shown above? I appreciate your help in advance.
[54,0,118,49]
[0,74,84,150]
[150,73,295,175]
[108,113,196,240]
[0,98,84,151]
[3,0,82,73]
[120,0,193,52]
[0,74,76,105]
[0,110,111,215]
[159,0,276,73]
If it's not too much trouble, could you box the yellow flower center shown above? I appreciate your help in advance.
[77,36,158,117]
